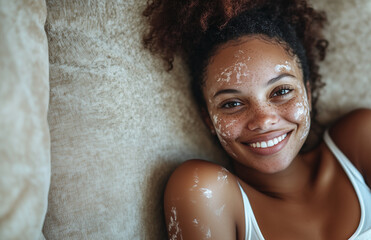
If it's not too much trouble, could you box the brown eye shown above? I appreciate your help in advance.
[222,101,242,109]
[274,89,290,96]
[271,86,293,98]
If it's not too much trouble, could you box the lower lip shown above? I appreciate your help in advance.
[244,132,291,156]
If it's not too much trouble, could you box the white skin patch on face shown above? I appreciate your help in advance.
[301,96,311,141]
[204,38,313,173]
[168,207,183,240]
[233,49,251,62]
[225,120,237,128]
[215,50,251,84]
[234,49,245,58]
[216,67,233,83]
[212,114,230,137]
[211,114,238,158]
[234,62,250,84]
[218,137,228,146]
[275,61,292,73]
[199,188,213,199]
[292,82,311,141]
[216,133,238,158]
[212,114,219,126]
[294,102,305,120]
[212,114,228,137]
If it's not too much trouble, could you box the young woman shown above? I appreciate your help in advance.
[143,0,371,239]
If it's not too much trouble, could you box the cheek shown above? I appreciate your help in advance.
[300,97,311,139]
[293,102,307,121]
[210,113,241,157]
[211,114,239,140]
[284,94,311,139]
[283,84,310,120]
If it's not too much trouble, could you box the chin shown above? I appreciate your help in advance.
[233,151,296,175]
[255,159,293,174]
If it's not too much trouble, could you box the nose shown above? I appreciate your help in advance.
[246,105,279,131]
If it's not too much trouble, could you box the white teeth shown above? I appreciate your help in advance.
[249,133,287,149]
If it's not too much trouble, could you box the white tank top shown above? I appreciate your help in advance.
[238,130,371,240]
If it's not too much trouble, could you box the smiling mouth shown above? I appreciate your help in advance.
[249,133,288,148]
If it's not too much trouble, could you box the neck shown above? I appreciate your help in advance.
[234,150,321,202]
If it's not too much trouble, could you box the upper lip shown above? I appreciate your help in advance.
[240,129,292,144]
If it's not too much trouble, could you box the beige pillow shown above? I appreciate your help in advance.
[0,0,50,239]
[312,0,371,123]
[43,0,371,239]
[44,1,227,239]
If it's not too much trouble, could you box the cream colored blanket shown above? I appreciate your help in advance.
[0,0,370,239]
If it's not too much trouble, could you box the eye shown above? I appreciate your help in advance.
[271,85,293,98]
[221,101,242,109]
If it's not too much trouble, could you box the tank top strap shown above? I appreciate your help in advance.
[323,129,369,239]
[237,181,265,240]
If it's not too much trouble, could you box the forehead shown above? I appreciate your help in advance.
[205,37,300,85]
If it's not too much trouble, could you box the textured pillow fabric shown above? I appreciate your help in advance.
[312,0,371,123]
[0,0,50,239]
[44,1,227,239]
[43,0,371,239]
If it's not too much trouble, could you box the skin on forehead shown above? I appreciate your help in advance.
[203,36,303,101]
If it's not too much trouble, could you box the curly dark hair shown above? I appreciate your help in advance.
[143,0,328,132]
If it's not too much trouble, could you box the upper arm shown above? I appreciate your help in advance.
[329,108,371,186]
[164,160,240,240]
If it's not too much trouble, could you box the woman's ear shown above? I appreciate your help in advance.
[201,108,216,135]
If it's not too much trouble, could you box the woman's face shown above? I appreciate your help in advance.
[203,37,311,174]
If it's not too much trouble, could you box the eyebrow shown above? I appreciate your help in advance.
[267,73,296,86]
[212,73,296,99]
[213,89,241,99]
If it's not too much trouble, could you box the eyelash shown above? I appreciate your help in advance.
[219,85,294,109]
[221,101,242,109]
[271,85,293,98]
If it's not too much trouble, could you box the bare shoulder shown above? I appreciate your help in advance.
[164,159,242,240]
[329,108,371,185]
[166,159,236,189]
